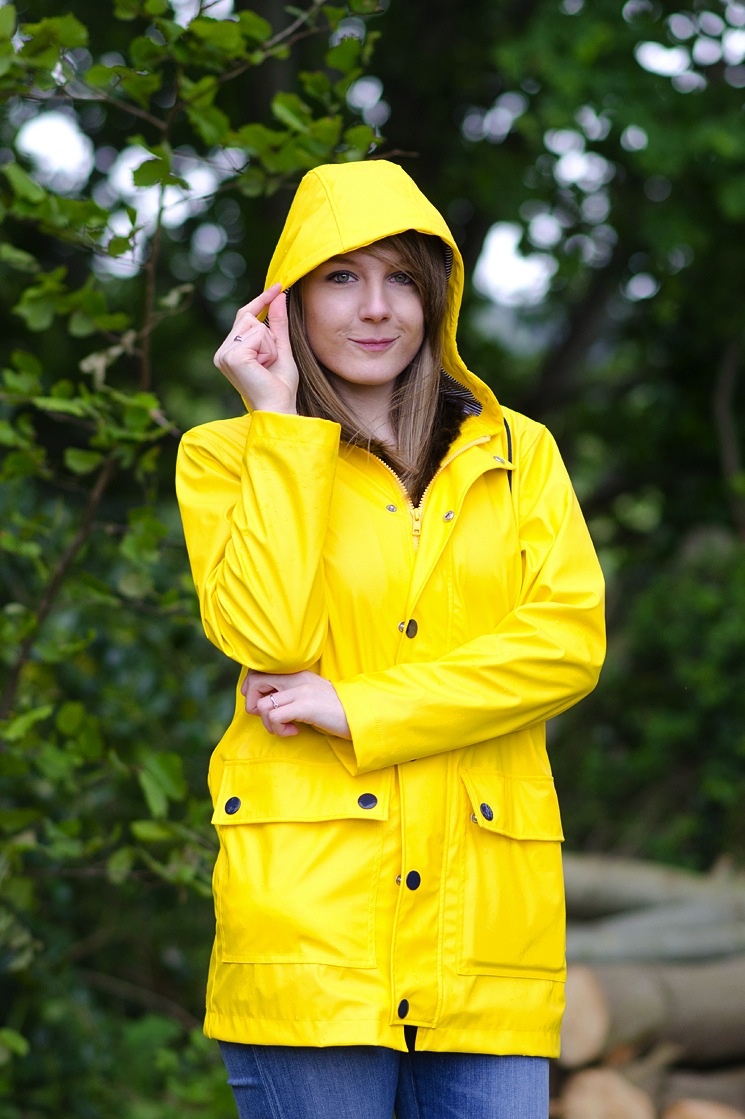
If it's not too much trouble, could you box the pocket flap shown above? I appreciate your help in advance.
[212,758,392,825]
[459,769,564,841]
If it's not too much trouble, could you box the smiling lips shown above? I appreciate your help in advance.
[351,338,397,352]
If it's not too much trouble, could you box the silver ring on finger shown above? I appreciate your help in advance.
[269,694,279,709]
[233,334,243,342]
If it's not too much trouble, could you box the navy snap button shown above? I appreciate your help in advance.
[386,504,397,512]
[406,870,421,890]
[444,510,454,521]
[480,802,494,821]
[224,796,241,815]
[405,619,418,638]
[358,793,377,810]
[398,999,409,1019]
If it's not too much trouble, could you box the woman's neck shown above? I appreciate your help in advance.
[327,376,396,445]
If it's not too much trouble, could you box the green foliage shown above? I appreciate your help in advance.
[553,534,745,866]
[0,1,381,1114]
[4,0,745,1110]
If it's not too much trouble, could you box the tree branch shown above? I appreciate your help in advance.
[0,455,117,721]
[78,968,201,1030]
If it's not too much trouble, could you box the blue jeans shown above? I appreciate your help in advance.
[219,1040,549,1119]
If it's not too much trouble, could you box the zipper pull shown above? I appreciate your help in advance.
[412,508,422,538]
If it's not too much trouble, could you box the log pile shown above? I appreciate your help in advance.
[554,853,745,1118]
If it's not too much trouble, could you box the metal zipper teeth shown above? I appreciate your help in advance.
[372,435,491,539]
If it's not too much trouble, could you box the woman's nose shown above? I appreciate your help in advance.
[359,281,391,321]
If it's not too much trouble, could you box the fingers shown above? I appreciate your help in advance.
[254,691,299,737]
[266,289,291,350]
[240,282,282,321]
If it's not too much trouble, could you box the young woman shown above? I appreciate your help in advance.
[176,159,605,1119]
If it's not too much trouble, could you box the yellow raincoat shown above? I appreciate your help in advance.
[176,160,605,1057]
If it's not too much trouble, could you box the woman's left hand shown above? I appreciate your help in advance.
[242,669,352,740]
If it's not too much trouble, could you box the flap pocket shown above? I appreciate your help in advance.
[212,757,392,825]
[459,769,564,841]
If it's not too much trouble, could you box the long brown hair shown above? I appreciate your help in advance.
[287,231,459,503]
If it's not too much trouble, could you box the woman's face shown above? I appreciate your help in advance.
[301,247,425,396]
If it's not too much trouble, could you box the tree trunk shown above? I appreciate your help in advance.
[561,1069,656,1119]
[566,899,745,963]
[561,959,745,1069]
[563,853,745,920]
[662,1103,745,1119]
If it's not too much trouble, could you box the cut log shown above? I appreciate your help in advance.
[561,1069,656,1119]
[566,898,745,963]
[662,1103,745,1119]
[662,1070,745,1111]
[560,958,745,1069]
[563,853,745,920]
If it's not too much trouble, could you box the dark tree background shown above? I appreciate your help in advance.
[1,0,744,1112]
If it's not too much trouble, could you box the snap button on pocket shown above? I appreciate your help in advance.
[406,871,421,890]
[405,619,418,638]
[480,802,494,821]
[398,999,410,1018]
[358,792,377,810]
[224,796,241,815]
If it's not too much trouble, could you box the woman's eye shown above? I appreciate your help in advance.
[390,272,414,285]
[327,271,354,283]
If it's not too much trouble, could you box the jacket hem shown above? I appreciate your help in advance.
[203,1013,561,1058]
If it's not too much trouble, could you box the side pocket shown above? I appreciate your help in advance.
[457,769,566,980]
[212,758,392,968]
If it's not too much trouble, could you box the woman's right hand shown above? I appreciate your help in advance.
[214,283,299,414]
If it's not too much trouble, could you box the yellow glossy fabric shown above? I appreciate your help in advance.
[175,160,605,1056]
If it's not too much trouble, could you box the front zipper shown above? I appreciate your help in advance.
[372,435,491,548]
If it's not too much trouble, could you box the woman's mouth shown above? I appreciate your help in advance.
[351,338,397,352]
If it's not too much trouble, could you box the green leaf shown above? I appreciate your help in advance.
[234,122,285,155]
[19,14,88,54]
[0,6,17,39]
[185,103,231,147]
[348,0,380,10]
[299,70,332,103]
[119,69,162,108]
[55,701,86,735]
[189,16,245,55]
[1,706,54,743]
[322,5,346,31]
[142,752,187,802]
[113,0,142,20]
[326,35,362,74]
[3,163,46,203]
[236,167,266,197]
[138,768,168,818]
[0,244,39,273]
[130,819,173,842]
[0,1028,29,1060]
[107,235,132,257]
[106,846,135,883]
[132,157,168,187]
[343,123,376,154]
[84,63,116,88]
[64,448,105,476]
[237,10,272,43]
[271,91,312,133]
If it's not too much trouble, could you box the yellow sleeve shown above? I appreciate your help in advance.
[331,425,606,775]
[175,410,341,671]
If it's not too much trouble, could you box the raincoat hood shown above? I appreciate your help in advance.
[265,160,499,420]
